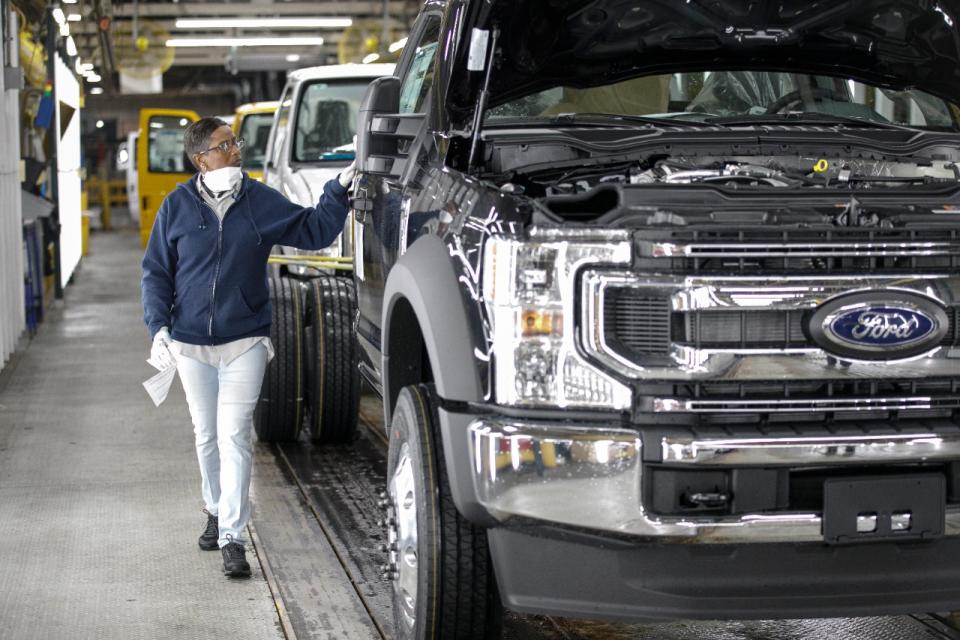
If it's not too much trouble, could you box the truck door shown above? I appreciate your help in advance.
[126,132,139,224]
[263,85,293,194]
[354,13,442,393]
[136,108,199,247]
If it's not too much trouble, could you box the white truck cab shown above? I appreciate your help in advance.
[263,63,395,275]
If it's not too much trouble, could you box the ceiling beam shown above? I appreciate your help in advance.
[110,1,416,19]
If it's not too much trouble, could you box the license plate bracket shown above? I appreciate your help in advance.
[822,474,945,545]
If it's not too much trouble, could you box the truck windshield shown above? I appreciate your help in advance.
[487,71,960,131]
[292,80,369,163]
[238,113,275,170]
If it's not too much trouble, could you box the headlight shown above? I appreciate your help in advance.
[482,230,633,410]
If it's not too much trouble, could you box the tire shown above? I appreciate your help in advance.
[253,274,304,442]
[303,275,361,443]
[385,384,502,640]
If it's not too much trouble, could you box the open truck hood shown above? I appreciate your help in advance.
[445,0,960,126]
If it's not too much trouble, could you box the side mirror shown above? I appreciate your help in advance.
[357,76,401,175]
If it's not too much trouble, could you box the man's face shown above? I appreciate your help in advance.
[194,125,242,173]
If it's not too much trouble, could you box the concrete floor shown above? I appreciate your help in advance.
[0,227,284,639]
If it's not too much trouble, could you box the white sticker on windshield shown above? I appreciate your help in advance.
[467,28,490,71]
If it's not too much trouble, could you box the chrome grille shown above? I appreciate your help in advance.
[602,290,671,357]
[671,305,960,350]
[642,378,960,423]
[636,227,960,275]
[602,288,959,352]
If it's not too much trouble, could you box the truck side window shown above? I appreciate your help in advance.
[270,88,293,165]
[399,17,441,114]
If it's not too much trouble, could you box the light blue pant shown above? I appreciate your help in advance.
[175,343,268,547]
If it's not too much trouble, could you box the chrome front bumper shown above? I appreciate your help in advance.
[468,418,960,543]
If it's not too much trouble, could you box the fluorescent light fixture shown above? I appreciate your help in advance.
[89,87,103,95]
[86,73,101,83]
[388,37,407,53]
[175,17,351,29]
[80,62,95,72]
[59,22,70,37]
[95,120,104,129]
[362,53,380,64]
[150,122,163,128]
[166,36,324,47]
[52,8,65,25]
[66,37,77,57]
[285,54,301,62]
[62,0,78,4]
[67,14,82,22]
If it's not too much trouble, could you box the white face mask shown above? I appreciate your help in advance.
[202,166,243,193]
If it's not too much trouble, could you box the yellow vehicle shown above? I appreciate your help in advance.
[232,101,278,182]
[136,108,200,247]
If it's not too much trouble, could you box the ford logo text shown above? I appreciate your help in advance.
[808,292,949,361]
[831,308,933,346]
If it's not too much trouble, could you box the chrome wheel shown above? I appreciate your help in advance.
[388,442,419,631]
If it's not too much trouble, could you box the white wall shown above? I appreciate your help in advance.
[0,6,24,369]
[55,55,81,288]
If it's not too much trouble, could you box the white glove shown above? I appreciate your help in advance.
[338,160,357,188]
[150,327,176,370]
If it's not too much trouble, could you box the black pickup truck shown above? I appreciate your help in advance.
[351,1,960,638]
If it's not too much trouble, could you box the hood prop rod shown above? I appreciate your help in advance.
[468,27,499,173]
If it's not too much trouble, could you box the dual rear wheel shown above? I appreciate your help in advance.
[253,274,360,443]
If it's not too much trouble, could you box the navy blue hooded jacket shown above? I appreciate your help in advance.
[141,173,348,345]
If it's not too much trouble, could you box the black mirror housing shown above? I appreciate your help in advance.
[357,76,401,174]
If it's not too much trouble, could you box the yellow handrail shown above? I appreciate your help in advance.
[267,255,354,271]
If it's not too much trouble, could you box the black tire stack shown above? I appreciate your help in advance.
[303,275,361,442]
[254,274,304,442]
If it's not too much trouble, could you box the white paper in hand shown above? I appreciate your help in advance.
[143,362,177,407]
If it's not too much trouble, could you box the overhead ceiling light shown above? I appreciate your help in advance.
[67,14,82,22]
[86,73,102,83]
[166,37,324,48]
[361,53,380,64]
[388,37,407,53]
[95,120,104,129]
[285,54,301,62]
[89,87,103,95]
[175,17,351,29]
[52,8,65,25]
[66,36,77,57]
[79,62,95,72]
[62,0,78,4]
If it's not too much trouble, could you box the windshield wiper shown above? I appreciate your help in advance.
[704,112,922,131]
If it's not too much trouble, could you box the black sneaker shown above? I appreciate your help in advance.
[221,541,251,578]
[198,511,218,551]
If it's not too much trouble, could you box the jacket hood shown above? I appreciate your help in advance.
[445,0,960,126]
[176,172,262,243]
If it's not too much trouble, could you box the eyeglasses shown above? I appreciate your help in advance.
[197,137,245,156]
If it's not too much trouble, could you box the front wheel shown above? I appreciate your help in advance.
[385,384,502,640]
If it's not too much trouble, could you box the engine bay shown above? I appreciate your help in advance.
[500,155,960,198]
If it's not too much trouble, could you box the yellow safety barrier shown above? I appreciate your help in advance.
[267,255,354,271]
[85,178,128,231]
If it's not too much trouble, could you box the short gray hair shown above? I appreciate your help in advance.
[183,117,228,169]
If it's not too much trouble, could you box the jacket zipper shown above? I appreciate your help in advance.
[208,217,224,339]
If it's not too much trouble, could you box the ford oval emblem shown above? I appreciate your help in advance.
[809,291,949,361]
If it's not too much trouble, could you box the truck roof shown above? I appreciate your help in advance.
[287,63,396,83]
